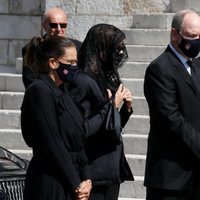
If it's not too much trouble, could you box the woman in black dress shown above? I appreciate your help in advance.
[21,36,92,200]
[67,23,134,200]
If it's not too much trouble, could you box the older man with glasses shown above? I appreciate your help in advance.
[22,7,82,88]
[144,9,200,200]
[42,8,68,37]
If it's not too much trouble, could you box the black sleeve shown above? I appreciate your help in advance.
[120,103,133,128]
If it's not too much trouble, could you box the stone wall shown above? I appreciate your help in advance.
[47,0,171,41]
[0,0,44,70]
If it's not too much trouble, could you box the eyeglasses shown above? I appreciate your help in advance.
[49,23,67,29]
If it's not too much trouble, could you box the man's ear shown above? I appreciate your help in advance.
[48,58,59,70]
[171,28,179,42]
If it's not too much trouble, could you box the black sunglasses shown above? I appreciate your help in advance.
[49,23,67,29]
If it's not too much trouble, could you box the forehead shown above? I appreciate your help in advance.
[181,13,200,34]
[62,47,77,58]
[48,12,67,23]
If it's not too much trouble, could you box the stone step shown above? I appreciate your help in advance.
[0,129,148,156]
[133,97,148,115]
[16,46,163,78]
[123,79,144,97]
[124,115,149,135]
[0,110,150,134]
[0,91,149,115]
[0,65,16,74]
[0,91,23,110]
[0,73,24,92]
[124,29,170,46]
[120,62,148,79]
[9,146,146,177]
[124,134,147,155]
[119,176,145,199]
[0,74,146,97]
[127,45,165,62]
[16,44,166,66]
[0,78,146,99]
[131,13,174,29]
[118,198,144,200]
[0,123,148,152]
[0,77,145,97]
[0,110,21,129]
[126,154,146,177]
[0,129,29,149]
[10,148,146,176]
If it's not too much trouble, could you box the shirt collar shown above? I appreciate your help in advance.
[169,43,189,65]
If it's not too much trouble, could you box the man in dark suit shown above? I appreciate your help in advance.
[144,9,200,200]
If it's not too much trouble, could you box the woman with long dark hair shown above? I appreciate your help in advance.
[67,24,134,200]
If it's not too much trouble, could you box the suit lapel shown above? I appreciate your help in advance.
[191,59,200,93]
[166,46,200,100]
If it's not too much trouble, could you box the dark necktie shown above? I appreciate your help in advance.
[186,60,193,76]
[186,60,200,93]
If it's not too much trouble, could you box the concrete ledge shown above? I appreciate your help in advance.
[131,13,174,29]
[171,0,200,12]
[123,29,170,46]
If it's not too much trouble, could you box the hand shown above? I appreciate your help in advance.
[114,84,127,109]
[75,180,92,200]
[122,87,133,112]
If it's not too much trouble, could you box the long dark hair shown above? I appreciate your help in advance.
[78,23,128,95]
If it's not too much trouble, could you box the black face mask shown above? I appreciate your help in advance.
[56,62,79,82]
[178,34,200,58]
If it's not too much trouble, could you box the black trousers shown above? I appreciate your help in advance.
[89,184,120,200]
[146,185,200,200]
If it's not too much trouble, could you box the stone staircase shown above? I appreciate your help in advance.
[118,13,172,199]
[0,13,173,200]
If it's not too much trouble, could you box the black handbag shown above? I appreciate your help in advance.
[105,98,122,143]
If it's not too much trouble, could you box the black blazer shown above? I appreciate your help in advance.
[144,46,200,190]
[21,74,90,199]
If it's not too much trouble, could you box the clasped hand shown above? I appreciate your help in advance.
[75,179,92,200]
[107,83,133,111]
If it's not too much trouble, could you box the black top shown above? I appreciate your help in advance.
[67,71,134,185]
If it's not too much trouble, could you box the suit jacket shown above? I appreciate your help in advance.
[144,45,200,190]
